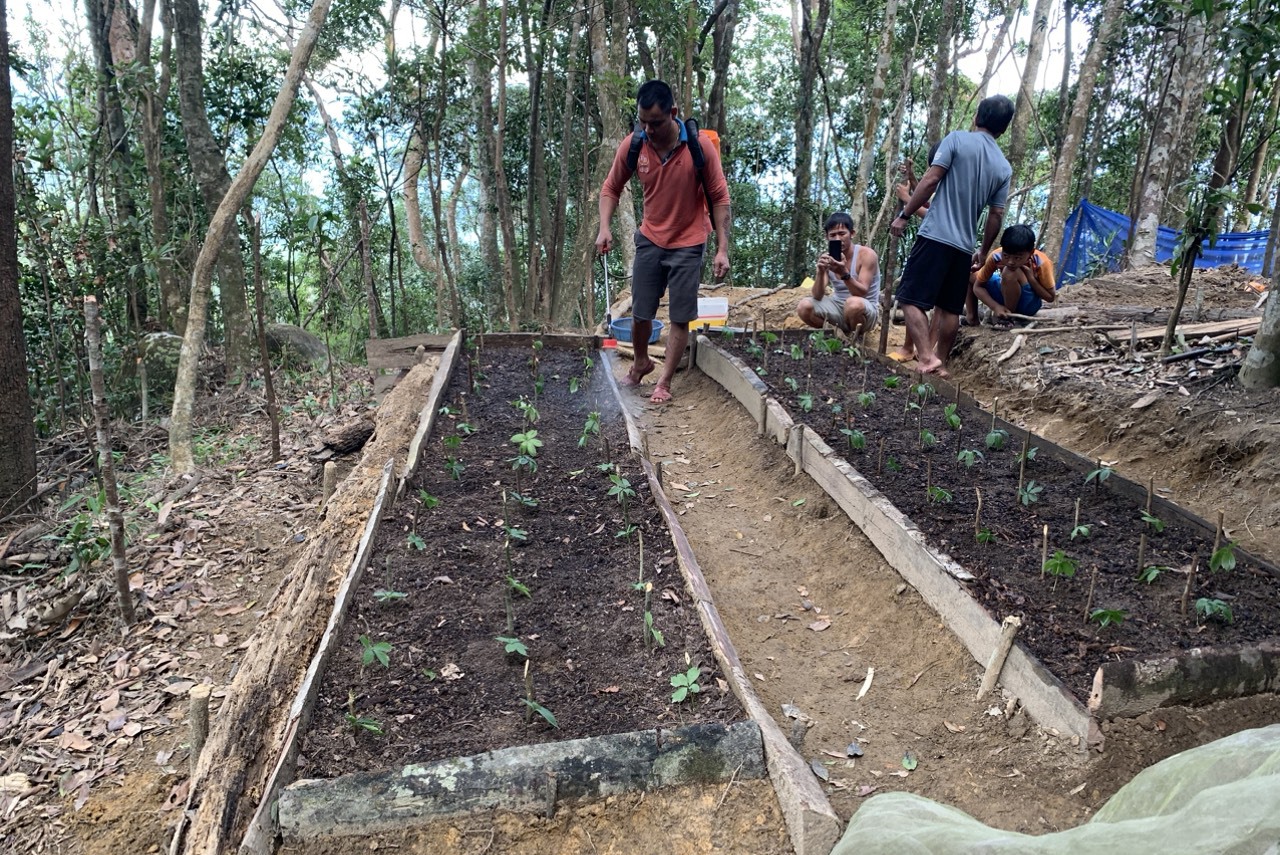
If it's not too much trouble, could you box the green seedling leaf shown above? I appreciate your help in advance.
[1089,608,1127,628]
[521,698,559,728]
[1042,550,1077,579]
[976,528,996,544]
[1085,466,1113,486]
[792,498,806,507]
[784,376,799,391]
[497,636,528,657]
[1071,524,1092,540]
[418,490,440,508]
[359,635,392,668]
[507,575,531,598]
[798,393,815,412]
[902,752,919,771]
[374,590,407,603]
[407,532,426,551]
[1018,480,1043,507]
[1136,565,1167,584]
[1195,597,1234,624]
[840,428,866,450]
[957,449,985,467]
[1210,542,1237,573]
[883,375,901,389]
[985,429,1009,451]
[1140,511,1165,533]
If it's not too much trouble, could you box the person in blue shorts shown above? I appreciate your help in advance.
[972,224,1057,320]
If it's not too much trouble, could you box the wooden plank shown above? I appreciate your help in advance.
[1089,640,1280,718]
[240,459,398,855]
[365,333,455,361]
[278,721,765,840]
[1132,317,1261,342]
[373,370,407,397]
[640,454,841,855]
[601,350,646,455]
[403,332,463,484]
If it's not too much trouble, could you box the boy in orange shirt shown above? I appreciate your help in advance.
[972,224,1057,320]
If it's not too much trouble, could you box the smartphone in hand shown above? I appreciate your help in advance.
[828,239,842,261]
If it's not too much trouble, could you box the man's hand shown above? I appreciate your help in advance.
[993,304,1011,319]
[818,253,849,281]
[971,250,986,271]
[595,228,613,255]
[713,250,730,279]
[890,216,908,239]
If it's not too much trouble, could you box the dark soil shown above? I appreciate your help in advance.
[714,330,1280,702]
[302,341,740,778]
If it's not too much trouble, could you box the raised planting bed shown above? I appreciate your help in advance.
[698,330,1280,734]
[284,336,766,839]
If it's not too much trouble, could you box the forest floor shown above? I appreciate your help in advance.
[2,263,1278,854]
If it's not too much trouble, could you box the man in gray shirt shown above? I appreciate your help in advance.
[889,95,1015,376]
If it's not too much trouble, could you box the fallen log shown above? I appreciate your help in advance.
[1089,640,1280,718]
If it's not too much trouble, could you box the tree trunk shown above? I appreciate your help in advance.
[588,0,637,292]
[1234,84,1279,232]
[924,0,956,150]
[469,56,503,329]
[86,0,149,329]
[172,0,257,377]
[520,0,552,321]
[1263,190,1280,278]
[542,2,586,327]
[0,0,37,518]
[1129,17,1194,268]
[494,0,522,328]
[1042,0,1123,263]
[850,0,899,236]
[168,0,333,474]
[1237,250,1280,388]
[1006,0,1053,189]
[785,0,830,287]
[1160,12,1218,224]
[83,296,136,625]
[706,0,740,142]
[1053,0,1072,150]
[403,126,447,325]
[968,0,1014,108]
[129,0,184,333]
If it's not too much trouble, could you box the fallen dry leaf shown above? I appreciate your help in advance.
[214,604,246,617]
[855,784,878,797]
[58,732,92,751]
[212,634,229,648]
[754,673,766,682]
[943,720,966,733]
[99,690,120,714]
[808,619,832,632]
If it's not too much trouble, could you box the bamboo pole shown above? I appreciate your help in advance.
[977,616,1022,700]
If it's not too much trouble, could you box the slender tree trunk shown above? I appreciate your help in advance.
[851,0,899,235]
[924,0,956,149]
[494,0,521,328]
[543,2,586,326]
[1129,18,1194,268]
[130,0,184,332]
[169,0,333,473]
[1234,85,1280,231]
[0,0,36,518]
[1053,0,1072,150]
[521,0,552,321]
[84,296,136,625]
[1263,190,1280,277]
[588,0,637,290]
[171,0,256,377]
[1042,0,1123,263]
[706,0,740,142]
[403,126,446,326]
[785,0,830,287]
[969,0,1014,108]
[469,57,502,329]
[86,0,149,329]
[1006,0,1053,189]
[245,212,280,460]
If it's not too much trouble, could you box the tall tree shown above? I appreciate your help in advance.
[785,0,830,286]
[1006,0,1053,189]
[851,0,900,235]
[1042,0,1124,262]
[1238,254,1280,388]
[168,0,333,473]
[1129,14,1195,267]
[172,0,257,376]
[0,0,37,517]
[924,0,958,149]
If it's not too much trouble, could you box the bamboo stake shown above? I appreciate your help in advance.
[1040,525,1049,579]
[926,458,933,496]
[1083,567,1099,623]
[1017,428,1031,494]
[793,424,804,477]
[877,437,885,475]
[974,487,983,537]
[1212,510,1224,557]
[1137,533,1148,575]
[189,684,211,776]
[976,616,1022,700]
[1073,497,1081,533]
[322,462,337,512]
[1181,557,1199,619]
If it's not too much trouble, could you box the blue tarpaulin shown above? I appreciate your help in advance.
[1057,199,1271,284]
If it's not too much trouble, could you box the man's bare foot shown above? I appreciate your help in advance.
[620,358,655,387]
[919,360,951,380]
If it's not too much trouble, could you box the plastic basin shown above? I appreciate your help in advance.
[609,317,663,344]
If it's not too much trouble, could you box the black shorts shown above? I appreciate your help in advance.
[632,231,705,324]
[896,236,973,316]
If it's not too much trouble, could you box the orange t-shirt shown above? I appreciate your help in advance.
[601,127,731,250]
[975,248,1056,295]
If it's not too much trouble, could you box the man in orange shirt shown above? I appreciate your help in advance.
[972,224,1057,320]
[596,80,731,404]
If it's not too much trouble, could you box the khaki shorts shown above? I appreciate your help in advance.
[812,292,880,335]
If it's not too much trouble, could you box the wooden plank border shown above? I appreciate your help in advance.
[240,458,399,855]
[403,331,463,485]
[695,336,1100,748]
[604,350,842,855]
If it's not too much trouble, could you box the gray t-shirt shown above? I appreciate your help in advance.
[918,130,1011,254]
